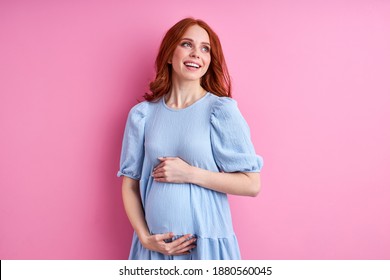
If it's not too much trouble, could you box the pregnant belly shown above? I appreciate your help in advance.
[144,181,194,235]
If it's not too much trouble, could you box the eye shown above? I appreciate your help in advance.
[181,41,192,48]
[201,45,210,53]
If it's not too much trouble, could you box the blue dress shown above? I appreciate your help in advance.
[117,92,263,260]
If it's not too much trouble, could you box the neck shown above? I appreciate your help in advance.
[165,78,206,109]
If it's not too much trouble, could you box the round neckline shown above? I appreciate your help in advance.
[162,92,210,112]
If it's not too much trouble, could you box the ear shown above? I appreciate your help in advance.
[167,54,173,64]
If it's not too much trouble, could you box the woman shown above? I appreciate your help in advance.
[117,17,263,260]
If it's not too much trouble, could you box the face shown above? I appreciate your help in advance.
[169,25,211,83]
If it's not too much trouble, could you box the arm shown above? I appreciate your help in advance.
[121,176,196,255]
[152,157,261,197]
[121,176,150,242]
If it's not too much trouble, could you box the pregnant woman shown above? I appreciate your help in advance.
[117,17,263,260]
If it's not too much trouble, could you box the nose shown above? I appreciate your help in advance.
[190,49,200,59]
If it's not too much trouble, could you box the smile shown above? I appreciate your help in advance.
[184,62,201,68]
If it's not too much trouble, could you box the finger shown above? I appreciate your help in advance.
[153,163,165,171]
[174,240,197,251]
[171,245,196,255]
[155,232,175,242]
[162,235,196,255]
[152,167,166,174]
[152,170,166,178]
[153,162,170,173]
[171,235,196,248]
[180,237,197,249]
[152,167,165,176]
[170,241,197,254]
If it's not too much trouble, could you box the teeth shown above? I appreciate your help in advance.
[185,62,200,68]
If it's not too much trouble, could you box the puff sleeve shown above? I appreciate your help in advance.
[117,102,148,180]
[210,98,263,173]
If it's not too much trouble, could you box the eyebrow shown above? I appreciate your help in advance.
[181,38,211,46]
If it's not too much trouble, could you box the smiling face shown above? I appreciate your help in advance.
[169,24,211,83]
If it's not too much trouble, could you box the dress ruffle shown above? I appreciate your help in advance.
[129,233,240,260]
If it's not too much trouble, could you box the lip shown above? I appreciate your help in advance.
[183,60,202,68]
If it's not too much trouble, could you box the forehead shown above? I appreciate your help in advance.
[182,25,210,43]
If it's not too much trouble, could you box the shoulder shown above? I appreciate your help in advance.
[125,100,156,128]
[129,100,150,117]
[127,99,161,121]
[209,93,240,123]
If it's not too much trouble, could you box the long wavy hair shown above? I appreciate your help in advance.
[144,18,231,101]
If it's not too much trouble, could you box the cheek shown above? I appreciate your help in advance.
[172,47,186,60]
[170,53,179,64]
[203,56,211,69]
[204,53,211,64]
[206,57,211,65]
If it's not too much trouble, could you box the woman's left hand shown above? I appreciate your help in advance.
[152,157,194,183]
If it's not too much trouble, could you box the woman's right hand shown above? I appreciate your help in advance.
[140,233,197,256]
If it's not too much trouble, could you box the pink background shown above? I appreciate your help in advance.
[1,0,389,260]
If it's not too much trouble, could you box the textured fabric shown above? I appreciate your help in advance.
[117,92,263,260]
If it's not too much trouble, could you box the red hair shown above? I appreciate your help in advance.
[144,18,231,101]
